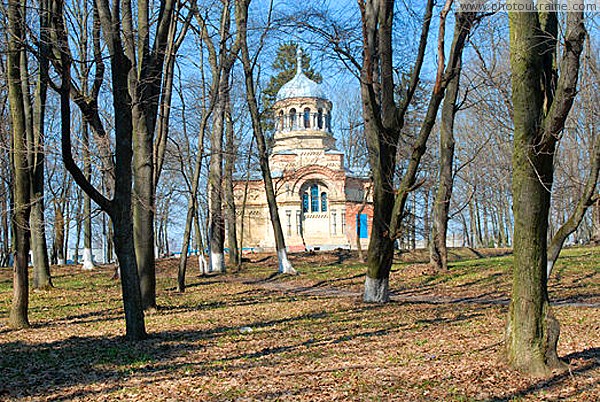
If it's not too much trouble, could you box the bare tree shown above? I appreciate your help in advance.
[52,0,148,340]
[547,45,600,275]
[236,0,296,274]
[194,0,242,273]
[359,0,477,302]
[29,0,52,287]
[7,0,32,329]
[429,10,478,271]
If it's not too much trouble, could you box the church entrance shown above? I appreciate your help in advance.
[357,214,368,239]
[300,181,330,247]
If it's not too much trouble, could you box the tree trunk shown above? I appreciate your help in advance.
[82,124,95,269]
[430,24,465,269]
[112,207,147,340]
[7,0,31,329]
[423,188,430,248]
[132,111,157,310]
[475,199,483,247]
[0,179,9,267]
[364,172,395,302]
[194,207,209,275]
[19,0,52,289]
[73,190,83,264]
[53,201,65,265]
[237,137,254,265]
[29,143,51,285]
[506,6,585,375]
[208,75,228,273]
[356,187,370,263]
[592,199,600,244]
[468,199,477,247]
[224,97,240,267]
[178,197,195,292]
[178,81,210,289]
[236,1,295,274]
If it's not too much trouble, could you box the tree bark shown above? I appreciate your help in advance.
[430,13,469,270]
[132,115,157,310]
[506,4,585,375]
[17,0,52,288]
[7,0,31,329]
[82,123,95,270]
[127,0,175,311]
[224,96,240,267]
[236,0,296,275]
[30,93,52,284]
[208,76,227,273]
[592,199,600,244]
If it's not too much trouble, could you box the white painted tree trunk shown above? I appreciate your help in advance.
[210,251,225,273]
[277,248,296,274]
[363,276,389,303]
[58,258,66,266]
[199,253,209,275]
[547,259,555,278]
[82,248,95,270]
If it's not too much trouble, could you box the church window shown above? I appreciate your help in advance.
[290,108,296,129]
[341,209,346,234]
[296,211,302,235]
[321,192,327,212]
[325,111,331,131]
[317,109,323,129]
[304,108,311,128]
[332,210,337,234]
[279,111,284,131]
[286,210,292,236]
[302,192,309,213]
[310,184,319,212]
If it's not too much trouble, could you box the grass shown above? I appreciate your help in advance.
[0,246,598,401]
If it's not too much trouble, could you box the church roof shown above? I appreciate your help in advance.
[345,165,371,179]
[276,49,327,101]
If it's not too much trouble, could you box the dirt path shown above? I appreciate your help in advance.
[254,280,600,308]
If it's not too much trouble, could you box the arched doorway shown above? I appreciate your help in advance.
[299,181,330,247]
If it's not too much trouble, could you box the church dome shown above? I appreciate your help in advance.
[276,50,327,101]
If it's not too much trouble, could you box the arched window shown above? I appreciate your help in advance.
[304,108,311,128]
[325,111,331,131]
[310,184,319,212]
[317,109,323,129]
[302,192,309,213]
[279,111,284,131]
[321,192,327,212]
[289,108,296,129]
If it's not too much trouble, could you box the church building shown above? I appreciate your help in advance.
[234,51,373,252]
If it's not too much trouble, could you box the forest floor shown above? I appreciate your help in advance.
[0,246,599,401]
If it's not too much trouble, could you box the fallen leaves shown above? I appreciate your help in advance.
[0,247,598,400]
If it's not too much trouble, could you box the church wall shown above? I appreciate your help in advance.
[233,180,373,252]
[344,202,374,250]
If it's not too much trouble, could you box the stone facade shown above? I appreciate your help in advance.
[233,51,372,252]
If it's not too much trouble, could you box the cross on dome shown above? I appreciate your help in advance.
[296,48,303,75]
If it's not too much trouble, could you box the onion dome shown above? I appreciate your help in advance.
[276,49,327,101]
